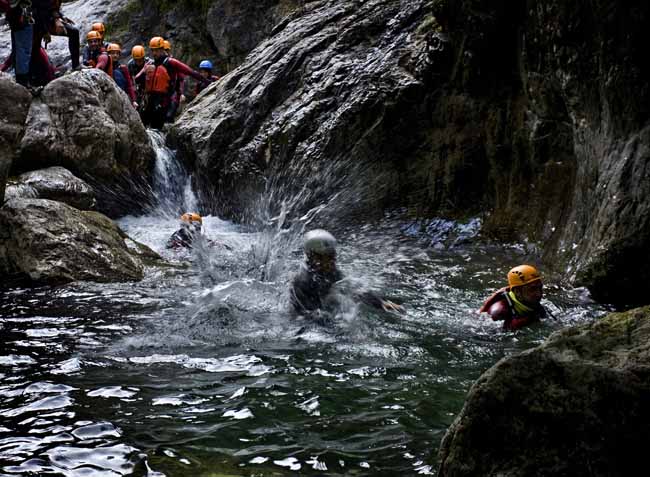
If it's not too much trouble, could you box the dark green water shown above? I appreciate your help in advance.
[0,214,604,476]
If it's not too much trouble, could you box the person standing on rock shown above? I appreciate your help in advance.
[81,22,108,66]
[31,0,80,70]
[127,45,150,107]
[161,39,186,121]
[290,229,404,316]
[167,213,203,249]
[1,0,34,87]
[141,36,211,129]
[106,43,137,107]
[84,30,111,73]
[479,265,547,331]
[195,59,219,96]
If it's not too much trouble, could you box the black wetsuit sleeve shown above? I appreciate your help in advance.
[357,290,386,309]
[166,229,192,249]
[290,271,318,313]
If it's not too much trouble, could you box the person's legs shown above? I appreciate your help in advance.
[13,24,33,86]
[51,19,80,69]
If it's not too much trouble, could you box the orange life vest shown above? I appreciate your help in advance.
[144,59,172,94]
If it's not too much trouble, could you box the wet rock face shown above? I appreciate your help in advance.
[172,0,433,222]
[438,306,650,477]
[17,69,155,217]
[0,75,32,203]
[4,167,96,210]
[0,198,160,285]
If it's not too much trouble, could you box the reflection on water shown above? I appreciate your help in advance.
[0,212,604,476]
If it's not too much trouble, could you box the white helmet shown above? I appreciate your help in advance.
[303,229,336,256]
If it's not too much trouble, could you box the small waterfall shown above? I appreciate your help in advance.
[148,129,198,217]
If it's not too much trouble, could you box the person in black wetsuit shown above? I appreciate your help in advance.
[290,229,404,316]
[167,212,202,249]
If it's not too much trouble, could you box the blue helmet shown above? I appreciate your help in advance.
[199,60,213,70]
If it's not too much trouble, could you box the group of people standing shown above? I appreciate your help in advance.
[2,1,220,129]
[82,26,219,128]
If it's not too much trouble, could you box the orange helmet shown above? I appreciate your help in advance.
[508,265,542,288]
[163,40,171,51]
[91,22,106,35]
[149,36,165,49]
[107,43,121,54]
[131,45,145,59]
[87,30,102,42]
[181,213,202,225]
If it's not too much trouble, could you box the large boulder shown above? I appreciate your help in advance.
[172,0,432,222]
[4,166,96,210]
[0,198,161,285]
[17,69,155,217]
[0,74,32,204]
[438,307,650,477]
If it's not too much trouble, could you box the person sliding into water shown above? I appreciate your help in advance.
[167,213,203,249]
[479,264,547,331]
[290,229,404,316]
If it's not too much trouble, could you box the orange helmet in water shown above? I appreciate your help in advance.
[508,265,542,288]
[181,213,202,225]
[163,40,172,51]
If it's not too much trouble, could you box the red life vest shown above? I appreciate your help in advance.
[478,286,510,313]
[145,58,173,94]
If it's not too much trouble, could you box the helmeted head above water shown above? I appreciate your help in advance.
[507,265,541,288]
[181,212,202,232]
[508,264,543,306]
[304,229,336,256]
[304,229,337,273]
